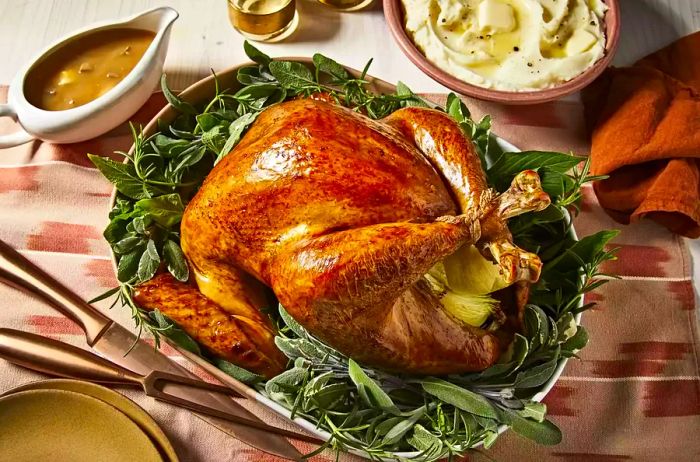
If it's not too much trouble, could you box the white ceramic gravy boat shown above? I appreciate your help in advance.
[0,7,178,148]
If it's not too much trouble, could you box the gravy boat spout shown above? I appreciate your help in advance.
[0,7,179,149]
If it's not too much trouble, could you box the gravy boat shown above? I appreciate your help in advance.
[0,7,178,148]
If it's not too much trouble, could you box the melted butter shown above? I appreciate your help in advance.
[26,28,154,111]
[404,0,607,90]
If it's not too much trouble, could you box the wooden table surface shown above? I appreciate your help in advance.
[0,0,698,289]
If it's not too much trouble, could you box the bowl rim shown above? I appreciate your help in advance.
[108,61,581,458]
[382,0,621,104]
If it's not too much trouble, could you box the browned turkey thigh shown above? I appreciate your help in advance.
[134,99,549,376]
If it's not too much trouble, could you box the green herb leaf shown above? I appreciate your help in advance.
[421,378,497,419]
[279,305,306,338]
[313,53,350,80]
[520,401,547,422]
[514,358,559,389]
[160,74,197,115]
[150,309,202,355]
[87,286,121,304]
[381,406,426,445]
[499,409,562,445]
[348,359,399,414]
[487,151,584,192]
[117,245,144,282]
[215,358,264,384]
[137,239,160,282]
[133,194,184,228]
[563,325,589,353]
[163,239,189,282]
[217,112,258,163]
[396,81,431,108]
[88,155,164,200]
[243,40,271,66]
[268,61,317,90]
[407,424,443,456]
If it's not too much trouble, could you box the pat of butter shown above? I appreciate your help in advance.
[478,0,516,34]
[565,29,597,55]
[57,70,76,86]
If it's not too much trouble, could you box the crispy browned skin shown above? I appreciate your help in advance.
[133,273,286,378]
[137,99,549,376]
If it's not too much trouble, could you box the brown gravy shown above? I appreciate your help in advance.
[25,28,155,111]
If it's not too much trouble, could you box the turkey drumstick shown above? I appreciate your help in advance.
[385,107,550,283]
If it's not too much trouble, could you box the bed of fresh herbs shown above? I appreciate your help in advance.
[88,42,618,461]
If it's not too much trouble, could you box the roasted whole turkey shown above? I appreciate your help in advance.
[134,98,550,379]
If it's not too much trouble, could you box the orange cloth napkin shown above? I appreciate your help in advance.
[583,32,700,238]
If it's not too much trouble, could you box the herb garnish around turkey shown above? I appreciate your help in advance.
[89,42,618,461]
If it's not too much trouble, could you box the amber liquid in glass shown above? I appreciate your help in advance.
[317,0,374,12]
[228,0,298,42]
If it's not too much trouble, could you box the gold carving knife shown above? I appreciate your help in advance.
[0,239,306,460]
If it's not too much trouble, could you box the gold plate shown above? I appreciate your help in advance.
[0,384,164,462]
[3,379,178,461]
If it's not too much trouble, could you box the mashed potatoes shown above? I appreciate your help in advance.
[402,0,607,91]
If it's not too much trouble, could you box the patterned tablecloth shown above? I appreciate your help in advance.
[0,87,698,461]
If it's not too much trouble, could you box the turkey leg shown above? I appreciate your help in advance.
[383,107,550,283]
[269,212,482,329]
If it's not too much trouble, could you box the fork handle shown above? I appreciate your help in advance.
[0,328,143,386]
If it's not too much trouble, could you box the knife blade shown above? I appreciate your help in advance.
[0,239,304,460]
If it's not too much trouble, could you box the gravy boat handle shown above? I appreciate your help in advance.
[0,103,35,148]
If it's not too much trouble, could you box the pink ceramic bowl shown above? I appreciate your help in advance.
[384,0,620,104]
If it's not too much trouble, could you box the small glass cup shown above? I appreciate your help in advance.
[316,0,374,12]
[227,0,299,42]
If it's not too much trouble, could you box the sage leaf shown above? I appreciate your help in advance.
[113,235,143,255]
[117,245,144,282]
[381,406,427,446]
[374,416,404,437]
[215,358,263,384]
[137,239,160,282]
[500,409,562,445]
[196,113,220,132]
[556,312,578,343]
[160,74,197,115]
[89,155,164,200]
[396,81,431,108]
[201,125,224,153]
[153,134,189,157]
[103,219,129,244]
[268,61,316,90]
[488,151,584,186]
[237,66,274,85]
[422,378,497,419]
[407,424,443,456]
[482,431,499,449]
[514,358,559,389]
[279,305,306,338]
[266,367,307,396]
[307,382,347,410]
[312,53,349,80]
[134,194,184,227]
[563,325,589,353]
[243,40,271,66]
[163,239,189,282]
[150,309,202,355]
[520,401,547,422]
[217,112,258,163]
[543,230,619,277]
[446,92,471,121]
[348,359,398,414]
